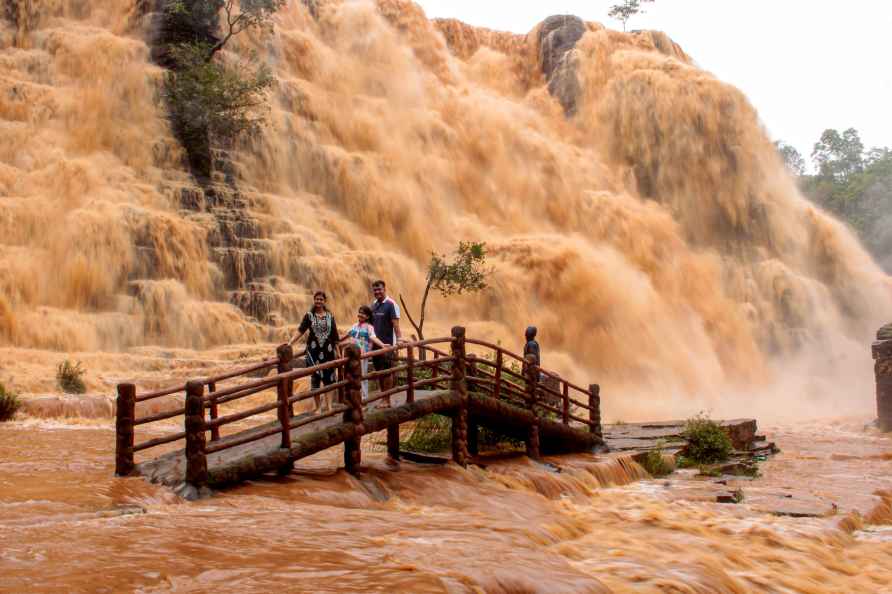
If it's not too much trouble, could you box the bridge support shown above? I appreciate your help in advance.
[184,380,208,488]
[386,425,400,462]
[525,354,541,459]
[450,326,470,466]
[343,345,364,475]
[115,383,136,476]
[277,344,294,417]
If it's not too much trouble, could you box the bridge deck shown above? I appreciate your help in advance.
[137,389,454,487]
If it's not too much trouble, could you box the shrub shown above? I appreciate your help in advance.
[402,414,451,452]
[682,414,732,464]
[401,414,524,453]
[0,383,20,422]
[57,360,86,394]
[640,439,673,477]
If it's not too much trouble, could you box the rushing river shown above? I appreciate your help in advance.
[1,417,890,593]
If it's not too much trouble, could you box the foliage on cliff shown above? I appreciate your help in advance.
[161,0,283,177]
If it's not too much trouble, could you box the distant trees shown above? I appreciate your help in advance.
[608,0,655,32]
[775,141,806,177]
[779,128,892,271]
[811,127,865,184]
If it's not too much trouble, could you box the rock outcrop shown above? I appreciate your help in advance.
[537,15,586,116]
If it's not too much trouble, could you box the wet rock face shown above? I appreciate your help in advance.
[538,15,586,116]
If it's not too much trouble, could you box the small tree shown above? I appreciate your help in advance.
[399,242,491,341]
[164,42,273,143]
[167,0,285,62]
[608,0,655,32]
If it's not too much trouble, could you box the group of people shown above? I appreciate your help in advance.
[286,279,545,414]
[287,280,404,412]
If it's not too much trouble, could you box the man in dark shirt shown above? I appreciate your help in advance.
[370,280,403,406]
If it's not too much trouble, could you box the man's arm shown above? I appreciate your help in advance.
[389,301,404,342]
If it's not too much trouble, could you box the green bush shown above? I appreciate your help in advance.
[0,383,20,422]
[56,360,86,394]
[402,414,451,452]
[401,413,525,453]
[682,414,732,464]
[640,440,673,477]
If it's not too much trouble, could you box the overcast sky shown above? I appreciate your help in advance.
[415,1,892,167]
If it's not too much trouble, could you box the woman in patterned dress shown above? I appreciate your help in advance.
[288,291,339,412]
[340,305,387,400]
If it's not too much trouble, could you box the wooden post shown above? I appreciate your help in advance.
[431,351,440,389]
[277,377,292,450]
[406,344,415,404]
[336,363,345,405]
[562,382,570,425]
[493,350,503,401]
[451,326,469,466]
[276,376,294,476]
[115,383,136,476]
[184,380,208,488]
[343,345,364,475]
[451,327,467,394]
[525,354,540,459]
[589,384,602,439]
[277,343,294,416]
[387,425,400,462]
[452,407,469,466]
[208,381,220,442]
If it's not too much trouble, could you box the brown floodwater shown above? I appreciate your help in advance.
[1,417,890,593]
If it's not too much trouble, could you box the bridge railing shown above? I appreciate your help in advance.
[115,328,602,478]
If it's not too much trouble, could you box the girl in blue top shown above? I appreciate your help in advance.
[341,305,387,399]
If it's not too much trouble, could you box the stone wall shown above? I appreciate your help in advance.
[872,324,892,431]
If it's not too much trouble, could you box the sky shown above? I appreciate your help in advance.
[414,0,892,168]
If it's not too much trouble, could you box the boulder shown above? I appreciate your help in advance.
[537,15,586,116]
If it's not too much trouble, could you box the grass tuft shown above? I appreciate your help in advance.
[0,382,21,422]
[56,359,86,394]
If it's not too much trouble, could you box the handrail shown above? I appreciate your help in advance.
[135,356,284,402]
[464,339,527,364]
[357,337,452,361]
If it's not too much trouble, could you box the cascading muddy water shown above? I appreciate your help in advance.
[0,1,889,410]
[2,4,892,591]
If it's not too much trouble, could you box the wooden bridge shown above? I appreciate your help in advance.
[115,327,604,495]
